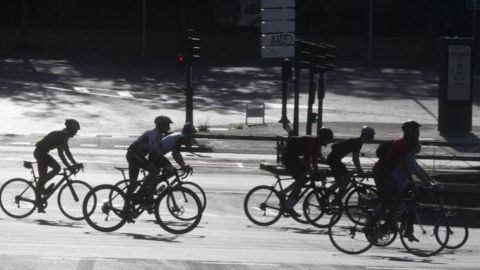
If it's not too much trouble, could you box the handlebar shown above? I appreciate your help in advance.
[178,165,193,179]
[65,163,84,176]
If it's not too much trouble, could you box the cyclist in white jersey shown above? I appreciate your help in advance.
[135,123,196,202]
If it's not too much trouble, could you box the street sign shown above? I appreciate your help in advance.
[261,46,294,58]
[261,0,295,58]
[262,0,295,8]
[447,45,472,101]
[261,33,295,46]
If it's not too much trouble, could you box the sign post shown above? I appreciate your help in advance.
[438,37,473,133]
[261,0,295,126]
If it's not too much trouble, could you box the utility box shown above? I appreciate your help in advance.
[438,37,474,133]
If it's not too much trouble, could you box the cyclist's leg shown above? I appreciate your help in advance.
[126,151,143,197]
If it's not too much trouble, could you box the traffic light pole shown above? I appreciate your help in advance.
[186,64,193,124]
[279,58,292,124]
[316,73,326,135]
[293,67,300,136]
[306,67,315,135]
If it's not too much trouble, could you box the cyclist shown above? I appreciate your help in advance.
[126,115,173,196]
[326,126,375,204]
[370,120,439,242]
[33,119,81,212]
[135,122,197,203]
[281,128,334,216]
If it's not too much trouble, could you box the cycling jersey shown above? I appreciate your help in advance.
[35,130,69,153]
[327,138,362,161]
[282,136,319,159]
[152,132,185,157]
[128,128,164,156]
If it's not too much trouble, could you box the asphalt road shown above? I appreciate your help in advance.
[0,144,478,270]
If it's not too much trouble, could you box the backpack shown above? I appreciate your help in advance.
[376,140,394,159]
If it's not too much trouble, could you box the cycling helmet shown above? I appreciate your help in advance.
[401,120,421,132]
[65,119,80,131]
[182,122,197,137]
[154,115,173,126]
[317,127,334,143]
[361,126,375,138]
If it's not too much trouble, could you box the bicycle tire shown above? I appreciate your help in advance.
[82,184,128,232]
[303,188,336,228]
[399,211,448,257]
[344,186,378,225]
[57,180,93,221]
[290,187,310,224]
[435,216,469,250]
[180,181,207,211]
[328,206,373,255]
[154,186,202,234]
[0,178,36,218]
[244,185,282,226]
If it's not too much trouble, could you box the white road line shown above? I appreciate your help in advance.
[366,268,444,270]
[11,142,31,145]
[114,145,129,148]
[117,91,134,98]
[73,86,90,93]
[237,162,244,168]
[80,144,98,147]
[43,85,72,92]
[201,262,280,267]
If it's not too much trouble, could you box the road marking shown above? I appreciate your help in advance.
[201,262,280,267]
[237,162,244,168]
[80,144,98,147]
[117,91,134,98]
[114,145,129,149]
[43,85,72,92]
[11,142,30,145]
[73,86,90,94]
[366,268,445,270]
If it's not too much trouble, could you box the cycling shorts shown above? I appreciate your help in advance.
[372,164,402,201]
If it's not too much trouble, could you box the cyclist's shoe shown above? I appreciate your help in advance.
[403,231,419,242]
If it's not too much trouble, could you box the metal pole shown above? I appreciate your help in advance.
[293,68,300,136]
[279,58,291,124]
[141,0,147,58]
[473,5,477,69]
[186,65,193,124]
[316,73,325,134]
[367,0,374,64]
[306,69,315,135]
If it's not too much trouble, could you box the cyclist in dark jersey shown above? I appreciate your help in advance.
[126,115,173,198]
[281,128,334,216]
[327,126,375,203]
[34,119,81,212]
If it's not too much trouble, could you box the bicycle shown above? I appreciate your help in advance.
[0,161,91,220]
[112,158,206,212]
[82,165,203,234]
[328,185,450,257]
[303,172,378,228]
[244,165,334,226]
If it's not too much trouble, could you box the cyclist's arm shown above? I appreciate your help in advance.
[57,146,71,168]
[171,139,187,167]
[408,157,436,186]
[352,151,364,175]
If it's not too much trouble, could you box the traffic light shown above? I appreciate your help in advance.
[176,53,186,74]
[186,36,200,63]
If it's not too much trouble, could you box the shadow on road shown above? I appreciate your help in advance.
[279,226,328,235]
[32,219,84,228]
[84,231,205,243]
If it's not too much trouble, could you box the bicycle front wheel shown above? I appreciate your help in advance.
[344,186,378,225]
[244,185,282,226]
[0,178,36,218]
[180,181,207,211]
[82,184,128,232]
[328,206,373,255]
[400,211,448,257]
[435,216,468,250]
[57,180,93,220]
[155,186,202,234]
[303,188,331,228]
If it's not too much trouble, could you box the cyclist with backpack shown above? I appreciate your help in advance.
[326,126,375,204]
[281,128,334,216]
[34,119,82,212]
[369,120,440,241]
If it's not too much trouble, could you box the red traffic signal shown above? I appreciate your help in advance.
[176,53,186,74]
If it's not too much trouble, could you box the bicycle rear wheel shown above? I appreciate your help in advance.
[180,181,207,211]
[328,206,373,255]
[400,211,448,257]
[57,180,93,221]
[82,184,128,232]
[244,185,282,226]
[344,186,378,225]
[0,178,36,218]
[154,186,202,234]
[435,216,468,250]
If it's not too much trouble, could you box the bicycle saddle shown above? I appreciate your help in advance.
[23,161,34,169]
